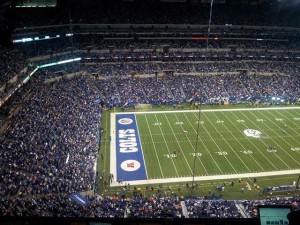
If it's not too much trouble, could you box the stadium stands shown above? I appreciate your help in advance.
[0,0,300,222]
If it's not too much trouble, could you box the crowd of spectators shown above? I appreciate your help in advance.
[0,77,101,213]
[0,61,300,217]
[0,46,28,87]
[30,60,300,106]
[185,197,242,218]
[1,1,300,217]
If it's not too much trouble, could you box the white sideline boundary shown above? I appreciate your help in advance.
[113,106,300,115]
[110,170,300,187]
[109,107,300,187]
[110,113,117,181]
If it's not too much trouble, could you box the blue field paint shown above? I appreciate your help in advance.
[70,193,91,205]
[115,114,147,182]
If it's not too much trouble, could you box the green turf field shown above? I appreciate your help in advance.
[133,107,300,180]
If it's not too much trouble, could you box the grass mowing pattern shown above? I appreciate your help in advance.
[135,108,300,180]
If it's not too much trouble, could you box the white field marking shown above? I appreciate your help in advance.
[265,110,300,157]
[191,111,238,173]
[228,110,278,170]
[113,107,300,115]
[154,113,180,177]
[134,114,149,179]
[279,109,300,126]
[275,109,300,150]
[199,114,239,172]
[238,110,290,168]
[140,135,300,145]
[241,112,291,169]
[138,128,300,138]
[252,110,299,166]
[210,111,252,172]
[110,108,300,185]
[178,113,223,174]
[110,113,117,181]
[110,169,300,187]
[275,118,284,121]
[163,113,194,174]
[144,114,164,178]
[246,182,252,191]
[173,112,208,174]
[220,111,265,171]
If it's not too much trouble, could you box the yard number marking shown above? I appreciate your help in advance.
[164,154,177,158]
[291,147,300,152]
[190,153,202,157]
[216,151,228,156]
[240,150,253,154]
[275,118,284,121]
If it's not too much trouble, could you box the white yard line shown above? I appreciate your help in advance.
[244,110,292,169]
[228,111,280,170]
[246,112,297,169]
[182,112,223,174]
[191,111,238,173]
[164,114,193,174]
[144,114,164,178]
[113,107,300,115]
[135,114,149,179]
[154,113,180,177]
[274,109,300,154]
[209,111,252,172]
[219,111,265,171]
[246,182,252,190]
[164,113,195,175]
[258,110,300,164]
[110,169,300,187]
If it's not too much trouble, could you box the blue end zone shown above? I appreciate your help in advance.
[115,114,147,182]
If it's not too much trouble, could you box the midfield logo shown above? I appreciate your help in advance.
[243,129,262,138]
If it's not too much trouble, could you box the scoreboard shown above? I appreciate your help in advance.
[16,0,57,7]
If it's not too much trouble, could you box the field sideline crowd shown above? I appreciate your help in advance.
[1,44,300,218]
[0,73,299,217]
[1,0,300,217]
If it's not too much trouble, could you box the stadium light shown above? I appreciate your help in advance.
[38,58,82,68]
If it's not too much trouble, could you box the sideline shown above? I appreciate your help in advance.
[110,113,117,182]
[114,106,300,115]
[110,169,300,187]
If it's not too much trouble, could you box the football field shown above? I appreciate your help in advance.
[110,107,300,186]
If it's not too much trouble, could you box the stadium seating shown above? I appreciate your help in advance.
[0,0,300,222]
